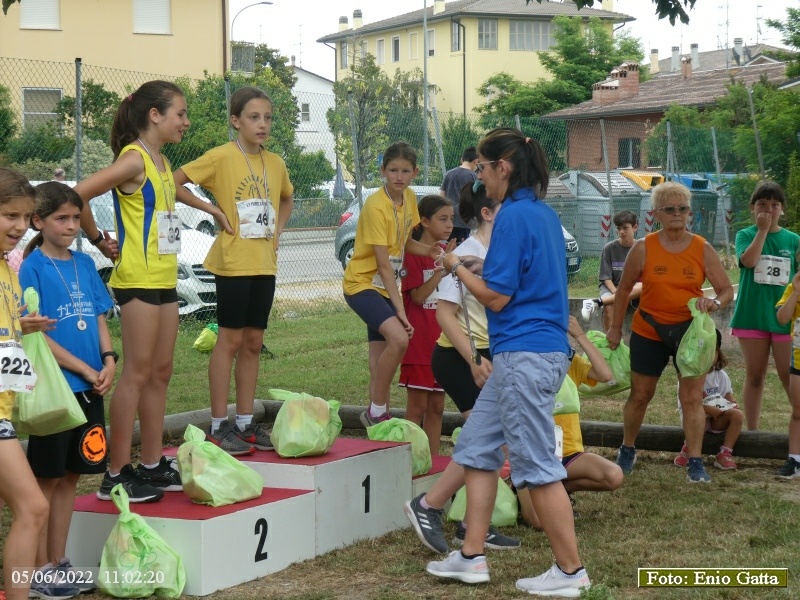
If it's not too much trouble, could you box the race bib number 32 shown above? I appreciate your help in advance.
[156,212,182,255]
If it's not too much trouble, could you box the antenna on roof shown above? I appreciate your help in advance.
[756,5,763,44]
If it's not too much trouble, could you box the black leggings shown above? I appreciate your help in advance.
[431,344,492,413]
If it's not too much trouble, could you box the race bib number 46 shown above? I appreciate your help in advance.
[237,199,275,239]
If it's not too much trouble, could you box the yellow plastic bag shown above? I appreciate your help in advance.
[193,323,218,353]
[676,298,716,378]
[177,424,264,506]
[577,330,631,396]
[269,390,342,457]
[366,417,432,476]
[447,478,518,527]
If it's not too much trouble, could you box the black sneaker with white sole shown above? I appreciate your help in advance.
[134,456,183,492]
[454,522,521,550]
[96,464,164,503]
[404,493,448,554]
[776,457,800,479]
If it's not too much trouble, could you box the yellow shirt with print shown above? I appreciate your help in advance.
[0,265,22,420]
[554,354,597,457]
[777,283,800,369]
[343,188,420,298]
[180,142,294,276]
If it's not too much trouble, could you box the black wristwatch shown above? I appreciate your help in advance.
[89,232,104,246]
[101,351,119,364]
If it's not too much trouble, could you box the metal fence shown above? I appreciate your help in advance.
[1,57,761,319]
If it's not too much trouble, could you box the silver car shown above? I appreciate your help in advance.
[334,186,581,274]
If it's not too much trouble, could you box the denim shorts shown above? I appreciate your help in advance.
[453,350,569,489]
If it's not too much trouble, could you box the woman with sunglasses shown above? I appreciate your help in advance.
[607,181,733,483]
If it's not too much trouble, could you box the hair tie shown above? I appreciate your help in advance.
[127,94,134,101]
[525,137,531,144]
[472,179,484,193]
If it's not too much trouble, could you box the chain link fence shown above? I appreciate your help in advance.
[1,57,761,319]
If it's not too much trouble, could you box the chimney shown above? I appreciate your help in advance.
[434,0,445,15]
[671,46,680,72]
[734,37,743,64]
[353,10,362,29]
[591,62,640,105]
[601,0,614,10]
[690,43,699,70]
[291,55,296,67]
[338,16,349,32]
[681,55,692,79]
[650,49,660,75]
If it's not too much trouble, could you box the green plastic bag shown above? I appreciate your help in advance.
[12,288,87,436]
[177,424,264,506]
[677,298,716,378]
[98,485,186,598]
[553,373,580,415]
[366,417,432,476]
[193,323,218,353]
[269,390,342,457]
[577,330,631,396]
[447,477,518,527]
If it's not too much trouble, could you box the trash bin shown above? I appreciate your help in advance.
[668,174,719,242]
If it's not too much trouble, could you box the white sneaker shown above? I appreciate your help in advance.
[426,550,490,584]
[516,564,590,597]
[580,299,597,321]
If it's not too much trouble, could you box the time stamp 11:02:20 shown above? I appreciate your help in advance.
[11,568,167,587]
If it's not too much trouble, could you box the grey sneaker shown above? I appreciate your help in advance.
[516,564,591,597]
[237,422,274,451]
[453,522,520,550]
[96,465,164,503]
[404,494,448,553]
[134,456,182,492]
[28,563,81,599]
[426,550,490,584]
[776,457,800,479]
[207,420,255,456]
[616,445,637,474]
[56,557,97,594]
[359,408,391,428]
[686,457,712,483]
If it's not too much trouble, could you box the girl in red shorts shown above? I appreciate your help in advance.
[399,195,453,455]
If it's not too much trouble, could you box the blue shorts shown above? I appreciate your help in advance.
[344,289,396,342]
[453,351,569,489]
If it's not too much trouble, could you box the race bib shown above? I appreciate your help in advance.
[702,394,736,412]
[0,341,36,393]
[237,199,275,239]
[554,425,563,460]
[156,212,182,255]
[754,255,790,286]
[371,256,403,290]
[421,268,439,310]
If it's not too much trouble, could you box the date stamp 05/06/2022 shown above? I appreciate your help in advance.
[10,567,167,589]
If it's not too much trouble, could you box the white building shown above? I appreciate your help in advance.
[292,59,337,168]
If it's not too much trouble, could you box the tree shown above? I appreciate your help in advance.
[62,137,114,178]
[56,79,121,142]
[440,115,482,170]
[766,7,800,77]
[253,45,298,90]
[0,84,16,153]
[527,0,698,25]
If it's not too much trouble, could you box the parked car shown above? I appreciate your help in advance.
[334,186,582,276]
[21,185,217,318]
[175,183,217,236]
[333,185,441,269]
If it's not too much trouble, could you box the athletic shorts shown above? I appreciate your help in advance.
[344,290,396,342]
[113,287,178,307]
[599,283,614,299]
[431,345,492,413]
[630,331,682,377]
[453,351,570,490]
[732,328,792,342]
[27,391,107,478]
[215,275,275,330]
[0,419,17,440]
[398,364,443,392]
[562,451,584,468]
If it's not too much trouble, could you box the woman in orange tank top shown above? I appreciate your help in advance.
[606,182,733,483]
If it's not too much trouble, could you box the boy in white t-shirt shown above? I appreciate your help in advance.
[675,329,744,470]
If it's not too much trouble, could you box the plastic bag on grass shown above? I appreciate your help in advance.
[447,477,518,527]
[366,417,432,476]
[193,323,218,353]
[98,485,185,598]
[577,330,631,396]
[177,424,263,506]
[13,288,87,436]
[270,391,342,457]
[677,298,716,378]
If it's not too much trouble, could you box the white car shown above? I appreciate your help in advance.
[175,183,218,236]
[20,185,217,318]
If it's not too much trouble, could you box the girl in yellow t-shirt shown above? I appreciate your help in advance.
[174,86,294,455]
[343,142,449,427]
[0,168,53,600]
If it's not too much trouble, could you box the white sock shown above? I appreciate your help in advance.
[369,403,387,417]
[789,454,800,463]
[211,417,227,434]
[236,414,253,431]
[142,462,160,470]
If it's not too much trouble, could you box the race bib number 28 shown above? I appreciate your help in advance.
[754,255,790,286]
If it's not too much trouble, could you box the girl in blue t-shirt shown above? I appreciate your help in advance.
[19,182,116,592]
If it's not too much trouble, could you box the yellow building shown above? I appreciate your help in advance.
[318,0,631,115]
[0,0,228,129]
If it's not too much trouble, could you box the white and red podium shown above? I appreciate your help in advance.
[67,437,449,596]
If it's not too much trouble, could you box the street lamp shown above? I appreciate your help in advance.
[231,1,272,42]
